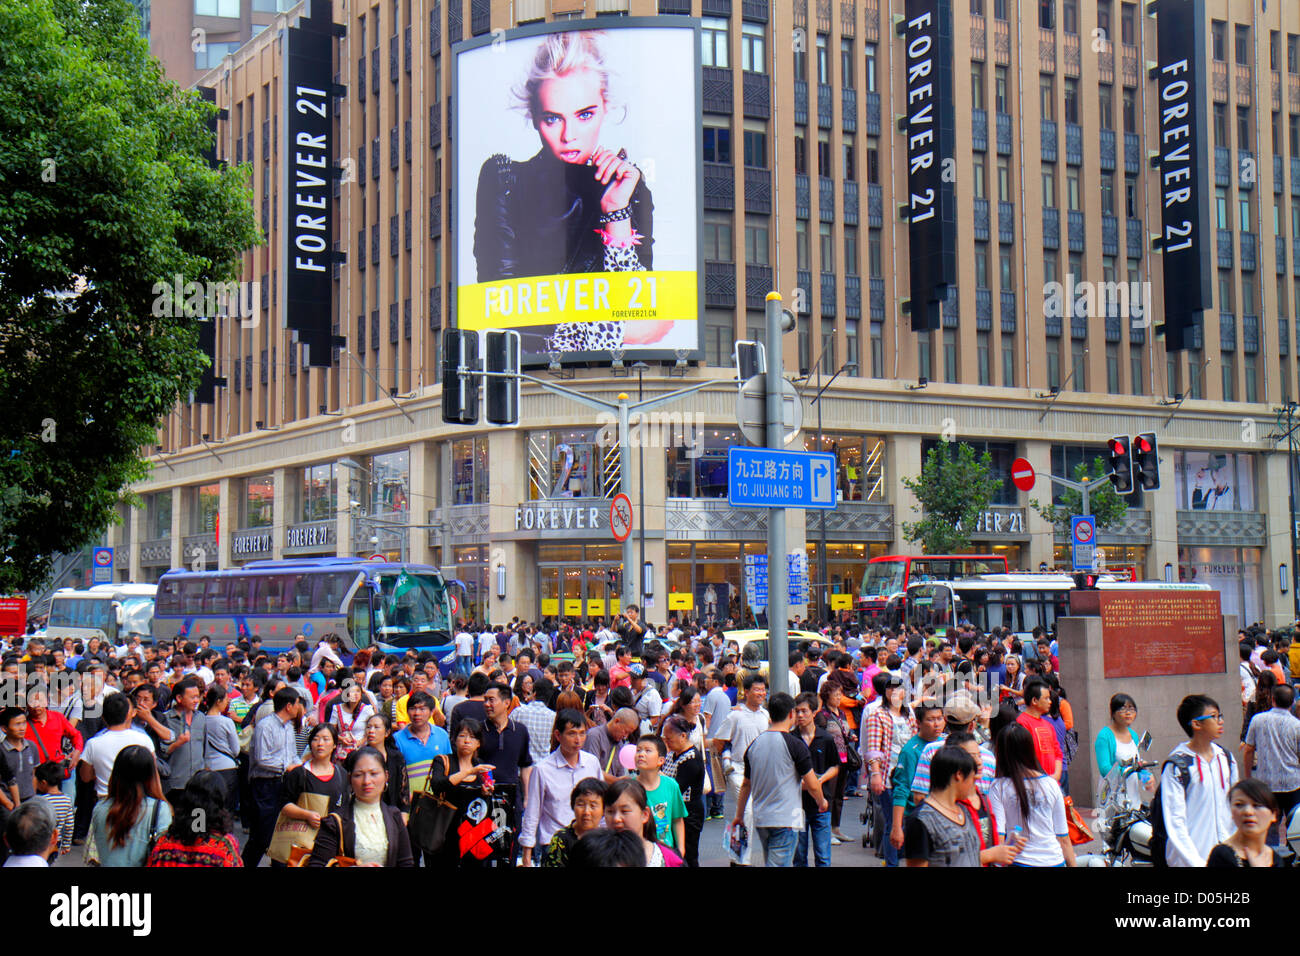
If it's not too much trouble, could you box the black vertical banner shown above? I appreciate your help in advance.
[284,0,338,366]
[1154,0,1212,352]
[903,0,957,332]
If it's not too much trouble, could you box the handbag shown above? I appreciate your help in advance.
[289,814,358,867]
[407,755,458,855]
[1063,795,1094,846]
[267,782,332,864]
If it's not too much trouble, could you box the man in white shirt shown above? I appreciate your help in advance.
[1161,694,1238,866]
[713,672,770,864]
[77,693,155,798]
[454,626,475,677]
[477,628,495,666]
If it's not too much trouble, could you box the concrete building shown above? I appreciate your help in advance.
[112,0,1300,629]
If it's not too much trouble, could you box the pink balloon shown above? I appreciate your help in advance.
[618,743,638,771]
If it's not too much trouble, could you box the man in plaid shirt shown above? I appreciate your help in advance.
[515,678,558,765]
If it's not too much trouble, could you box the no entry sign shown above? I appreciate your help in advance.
[1011,458,1036,492]
[610,493,634,542]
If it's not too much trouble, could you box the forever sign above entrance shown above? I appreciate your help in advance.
[727,447,837,510]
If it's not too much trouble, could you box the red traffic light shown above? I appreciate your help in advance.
[1108,438,1127,456]
[1135,435,1153,454]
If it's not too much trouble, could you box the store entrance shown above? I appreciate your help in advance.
[536,544,624,625]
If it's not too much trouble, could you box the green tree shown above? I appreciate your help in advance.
[1030,457,1130,533]
[901,443,1005,553]
[0,0,260,592]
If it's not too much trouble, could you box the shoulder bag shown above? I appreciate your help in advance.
[407,754,458,855]
[290,813,357,867]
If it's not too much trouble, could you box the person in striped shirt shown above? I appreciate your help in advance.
[34,761,74,858]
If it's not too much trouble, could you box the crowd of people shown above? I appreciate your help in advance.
[0,609,1297,868]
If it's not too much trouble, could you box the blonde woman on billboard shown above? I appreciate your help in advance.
[473,30,671,353]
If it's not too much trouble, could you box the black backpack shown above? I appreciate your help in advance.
[1148,748,1235,867]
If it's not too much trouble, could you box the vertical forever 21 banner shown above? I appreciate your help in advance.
[903,0,957,332]
[1154,0,1212,352]
[283,0,338,366]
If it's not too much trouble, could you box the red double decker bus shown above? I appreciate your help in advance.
[856,554,1009,629]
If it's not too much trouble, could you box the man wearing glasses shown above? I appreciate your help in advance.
[1160,695,1238,867]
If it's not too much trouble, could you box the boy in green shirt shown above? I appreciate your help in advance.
[635,735,687,853]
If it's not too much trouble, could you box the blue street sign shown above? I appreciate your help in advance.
[728,447,838,510]
[92,547,113,584]
[1070,515,1096,572]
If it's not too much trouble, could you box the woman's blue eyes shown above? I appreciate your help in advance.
[542,110,596,125]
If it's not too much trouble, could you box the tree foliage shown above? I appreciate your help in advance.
[1030,457,1130,533]
[901,443,1004,554]
[0,0,260,591]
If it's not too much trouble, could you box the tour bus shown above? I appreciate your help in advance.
[154,558,455,657]
[903,574,1213,641]
[857,554,1009,629]
[46,583,158,646]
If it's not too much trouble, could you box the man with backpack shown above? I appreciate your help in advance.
[1154,694,1238,867]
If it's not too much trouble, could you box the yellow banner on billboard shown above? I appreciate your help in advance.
[830,594,853,611]
[587,599,606,617]
[668,592,693,610]
[540,599,559,616]
[457,271,698,329]
[610,598,620,615]
[563,599,583,617]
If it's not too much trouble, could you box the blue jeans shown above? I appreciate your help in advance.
[879,788,900,867]
[793,810,832,867]
[756,826,797,867]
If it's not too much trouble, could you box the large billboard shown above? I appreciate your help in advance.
[453,18,702,366]
[282,0,339,367]
[1154,0,1212,352]
[903,0,957,332]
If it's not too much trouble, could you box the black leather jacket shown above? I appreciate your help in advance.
[473,148,654,282]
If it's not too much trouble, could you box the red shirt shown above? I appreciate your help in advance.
[610,663,632,689]
[1016,711,1062,777]
[24,710,83,778]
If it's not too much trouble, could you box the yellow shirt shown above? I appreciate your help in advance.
[394,693,443,726]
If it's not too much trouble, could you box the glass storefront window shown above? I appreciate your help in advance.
[1052,543,1148,575]
[371,450,410,516]
[195,483,219,534]
[452,437,489,505]
[243,474,274,528]
[529,430,612,500]
[148,490,172,540]
[454,545,487,626]
[666,427,742,499]
[300,464,336,522]
[802,433,886,501]
[1174,452,1257,511]
[920,439,1018,505]
[1178,546,1263,626]
[1050,444,1109,505]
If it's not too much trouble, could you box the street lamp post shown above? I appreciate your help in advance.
[800,344,857,626]
[633,361,650,612]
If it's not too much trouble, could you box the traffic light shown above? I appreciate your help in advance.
[1073,572,1099,590]
[485,330,520,426]
[441,328,480,425]
[1133,432,1160,491]
[733,340,766,383]
[1106,435,1133,494]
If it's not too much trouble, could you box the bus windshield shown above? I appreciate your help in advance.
[861,560,906,598]
[374,572,451,645]
[48,598,114,632]
[119,597,155,639]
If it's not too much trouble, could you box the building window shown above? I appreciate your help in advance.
[1106,344,1120,394]
[1002,340,1016,387]
[1216,187,1229,229]
[1290,34,1299,75]
[817,132,832,177]
[1100,173,1114,215]
[703,124,732,163]
[1235,24,1250,64]
[1120,3,1135,44]
[1071,341,1087,391]
[195,483,219,535]
[1125,175,1138,217]
[974,158,987,199]
[796,219,810,270]
[1130,352,1143,395]
[1047,348,1061,390]
[1039,0,1055,30]
[972,63,985,109]
[529,432,605,500]
[841,37,855,88]
[242,474,274,528]
[975,244,990,287]
[1213,103,1227,147]
[997,157,1011,202]
[703,214,733,260]
[1000,250,1014,290]
[842,141,856,181]
[844,225,859,274]
[919,336,932,381]
[1039,75,1054,122]
[701,17,729,68]
[994,0,1008,21]
[703,312,735,368]
[943,330,959,383]
[147,490,172,541]
[1211,21,1226,62]
[995,66,1009,113]
[816,34,829,84]
[745,221,770,265]
[1062,0,1077,35]
[794,128,807,174]
[1221,360,1236,402]
[195,41,240,69]
[741,22,765,73]
[1122,87,1136,133]
[452,438,489,505]
[864,43,877,92]
[298,464,336,522]
[1098,85,1113,130]
[977,332,991,385]
[743,129,767,168]
[1271,30,1280,71]
[195,0,239,17]
[1237,107,1251,151]
[1066,169,1081,210]
[1063,78,1079,124]
[1042,168,1056,207]
[868,234,882,276]
[819,222,833,269]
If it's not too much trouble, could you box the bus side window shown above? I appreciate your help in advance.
[293,574,314,613]
[180,579,206,616]
[350,594,372,649]
[229,577,250,614]
[204,578,228,614]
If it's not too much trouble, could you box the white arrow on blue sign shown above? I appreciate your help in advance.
[728,447,838,510]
